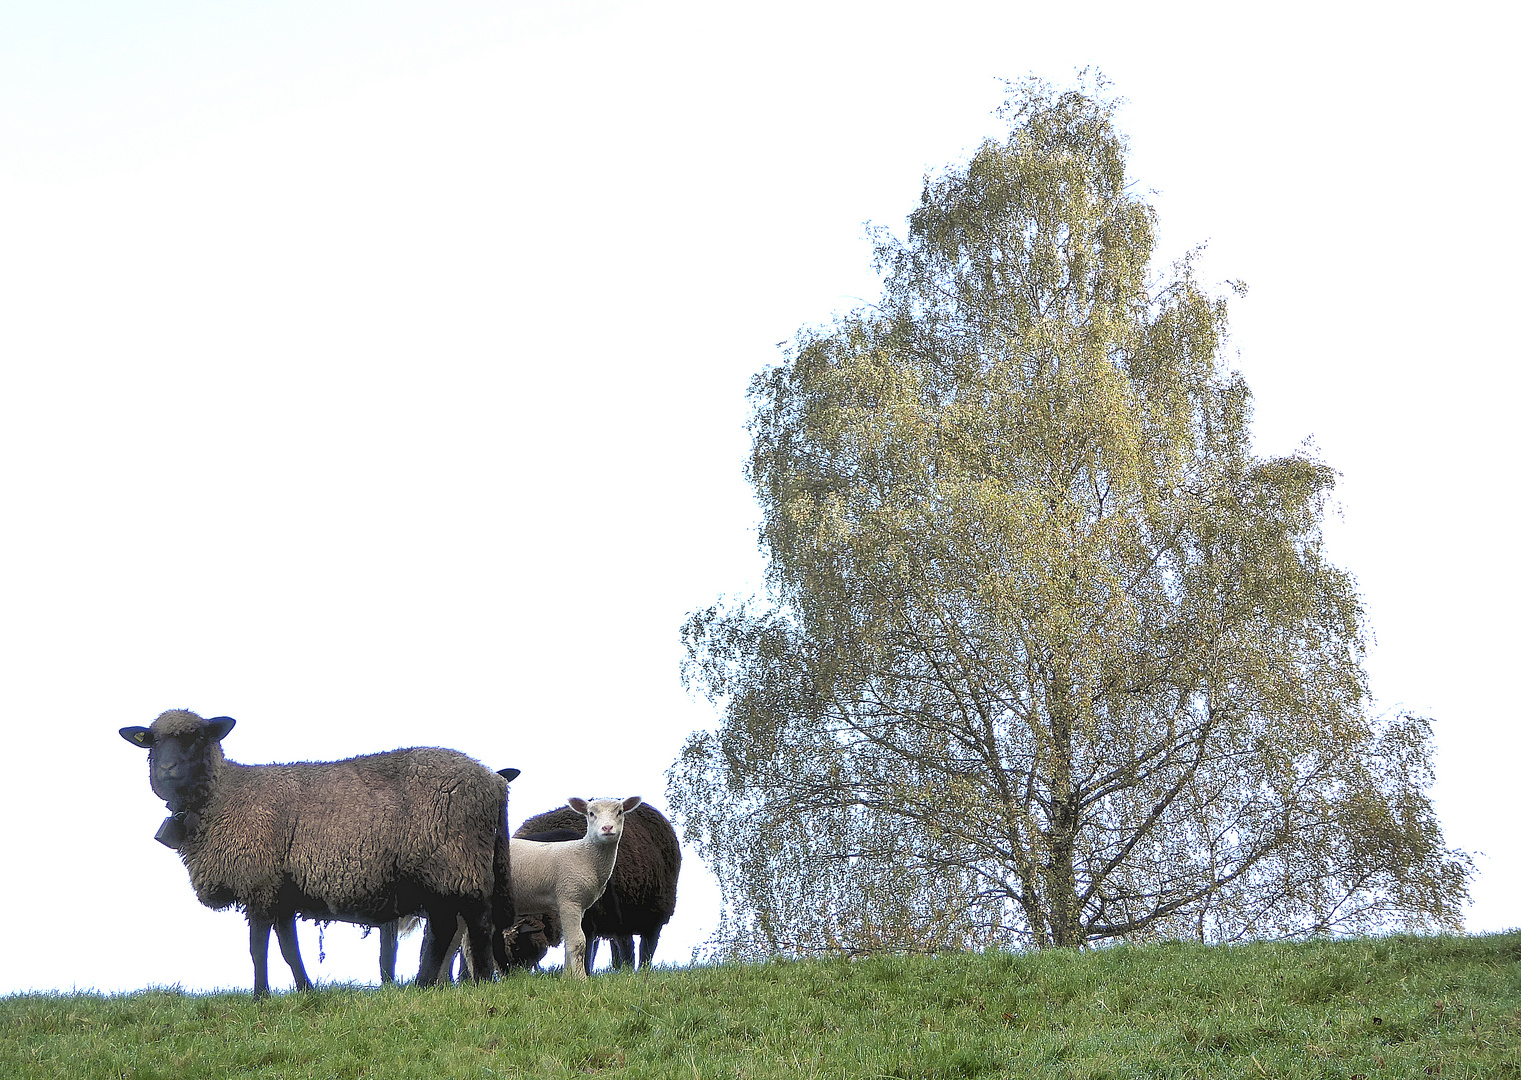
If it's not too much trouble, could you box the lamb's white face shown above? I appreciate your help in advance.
[568,795,643,843]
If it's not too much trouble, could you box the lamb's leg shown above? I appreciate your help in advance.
[584,933,600,975]
[274,914,311,990]
[379,919,398,985]
[449,924,464,981]
[444,924,474,979]
[560,904,589,979]
[248,913,274,998]
[637,929,661,970]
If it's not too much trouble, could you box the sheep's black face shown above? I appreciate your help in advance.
[120,712,236,813]
[146,731,215,810]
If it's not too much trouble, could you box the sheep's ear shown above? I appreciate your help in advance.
[120,726,155,748]
[206,716,237,741]
[622,795,642,812]
[498,768,521,783]
[568,797,589,815]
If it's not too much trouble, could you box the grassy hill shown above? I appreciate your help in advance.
[4,932,1518,1079]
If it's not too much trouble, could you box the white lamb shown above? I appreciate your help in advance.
[510,796,642,978]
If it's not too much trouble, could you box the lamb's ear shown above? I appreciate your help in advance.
[498,768,521,783]
[206,716,237,741]
[622,795,643,812]
[568,797,589,814]
[120,726,154,748]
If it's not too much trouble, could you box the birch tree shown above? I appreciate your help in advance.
[670,77,1470,955]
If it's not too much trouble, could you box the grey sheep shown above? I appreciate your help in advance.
[514,800,680,972]
[120,709,515,996]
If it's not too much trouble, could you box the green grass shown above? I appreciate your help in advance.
[4,933,1519,1078]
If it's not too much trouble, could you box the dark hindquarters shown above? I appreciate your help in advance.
[400,761,516,985]
[417,903,495,984]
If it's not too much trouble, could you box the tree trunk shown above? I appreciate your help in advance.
[1043,668,1082,947]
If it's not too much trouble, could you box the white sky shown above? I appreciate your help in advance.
[1,0,1515,995]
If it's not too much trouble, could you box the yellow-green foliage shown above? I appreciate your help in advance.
[4,934,1519,1079]
[673,74,1470,957]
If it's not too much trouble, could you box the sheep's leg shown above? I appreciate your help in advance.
[248,913,274,998]
[611,934,636,969]
[274,915,311,991]
[418,920,449,984]
[461,908,496,982]
[560,904,589,979]
[584,933,600,975]
[379,919,398,985]
[637,929,660,970]
[416,908,455,987]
